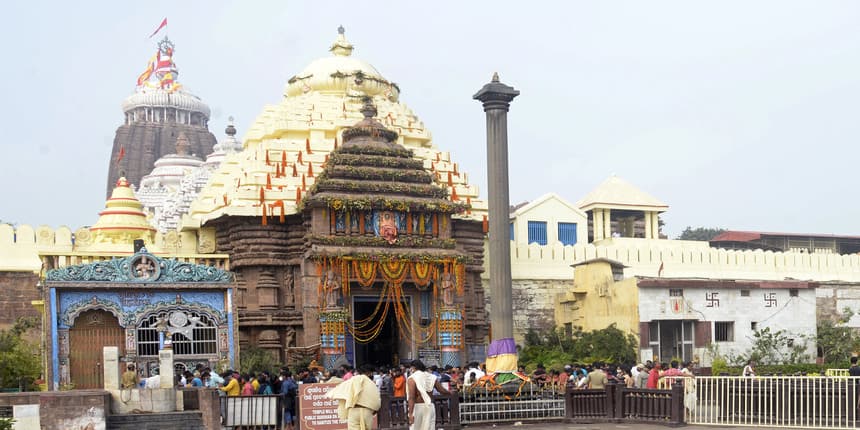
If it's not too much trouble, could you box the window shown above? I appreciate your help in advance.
[509,222,514,241]
[750,321,758,331]
[715,322,734,342]
[564,323,573,339]
[740,290,750,297]
[558,222,578,245]
[669,289,684,297]
[137,311,218,357]
[527,221,548,245]
[789,289,799,297]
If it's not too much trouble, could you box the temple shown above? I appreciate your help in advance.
[106,36,217,197]
[180,28,489,367]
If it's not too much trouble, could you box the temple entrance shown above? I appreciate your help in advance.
[69,309,125,389]
[352,296,410,368]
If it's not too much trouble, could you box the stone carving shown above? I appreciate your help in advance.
[284,268,295,306]
[285,327,296,348]
[441,272,455,307]
[323,270,341,309]
[46,248,232,283]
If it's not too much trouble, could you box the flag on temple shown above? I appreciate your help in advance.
[149,18,168,38]
[115,146,126,166]
[136,54,156,86]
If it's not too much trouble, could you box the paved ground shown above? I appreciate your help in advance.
[465,421,744,430]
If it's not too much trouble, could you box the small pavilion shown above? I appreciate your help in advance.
[577,175,668,241]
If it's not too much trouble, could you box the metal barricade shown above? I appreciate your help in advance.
[459,382,566,424]
[221,394,283,429]
[688,376,860,429]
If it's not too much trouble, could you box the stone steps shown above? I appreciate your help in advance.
[106,410,205,430]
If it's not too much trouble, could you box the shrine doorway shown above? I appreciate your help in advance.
[352,295,411,368]
[69,309,125,389]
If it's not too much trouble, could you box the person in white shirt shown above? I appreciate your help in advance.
[463,362,485,387]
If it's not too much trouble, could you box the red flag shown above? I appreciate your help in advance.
[149,18,168,38]
[115,146,126,166]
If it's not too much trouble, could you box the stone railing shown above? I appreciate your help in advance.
[483,238,860,282]
[0,223,228,273]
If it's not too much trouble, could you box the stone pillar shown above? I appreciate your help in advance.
[159,349,174,389]
[103,346,119,390]
[593,209,604,241]
[652,213,660,238]
[644,212,653,239]
[473,73,519,344]
[603,209,612,239]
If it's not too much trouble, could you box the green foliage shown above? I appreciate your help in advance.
[719,363,825,376]
[0,318,41,390]
[519,325,637,371]
[0,417,15,430]
[747,327,810,365]
[817,308,860,365]
[677,226,726,241]
[238,346,280,375]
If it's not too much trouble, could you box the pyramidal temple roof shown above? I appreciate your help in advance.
[184,29,485,227]
[577,175,668,212]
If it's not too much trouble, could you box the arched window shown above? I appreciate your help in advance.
[137,311,218,357]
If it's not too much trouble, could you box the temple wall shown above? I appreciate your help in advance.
[481,277,568,345]
[500,239,860,282]
[0,223,228,275]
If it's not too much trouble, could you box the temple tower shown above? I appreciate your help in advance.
[106,37,217,197]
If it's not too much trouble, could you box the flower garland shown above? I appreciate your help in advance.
[379,260,409,284]
[410,262,435,287]
[352,260,377,288]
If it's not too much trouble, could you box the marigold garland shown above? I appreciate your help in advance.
[379,260,408,284]
[352,260,378,288]
[410,262,435,287]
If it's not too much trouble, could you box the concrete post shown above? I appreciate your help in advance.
[644,212,653,239]
[604,209,612,239]
[593,209,604,241]
[159,349,175,389]
[474,73,519,343]
[103,346,119,390]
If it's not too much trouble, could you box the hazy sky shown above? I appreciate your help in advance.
[2,1,858,238]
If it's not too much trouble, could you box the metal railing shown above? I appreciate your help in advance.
[378,393,459,429]
[687,376,860,429]
[565,382,686,425]
[220,394,283,429]
[459,382,566,424]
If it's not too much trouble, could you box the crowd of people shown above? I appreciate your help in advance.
[524,359,697,392]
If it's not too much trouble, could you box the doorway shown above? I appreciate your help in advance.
[352,296,410,368]
[653,320,694,362]
[69,309,125,389]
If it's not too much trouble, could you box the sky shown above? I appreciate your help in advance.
[1,1,858,238]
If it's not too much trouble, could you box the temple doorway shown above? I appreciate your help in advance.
[352,295,410,367]
[69,309,125,389]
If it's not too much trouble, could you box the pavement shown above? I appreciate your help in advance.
[463,421,748,430]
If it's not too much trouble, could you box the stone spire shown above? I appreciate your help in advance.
[175,132,191,156]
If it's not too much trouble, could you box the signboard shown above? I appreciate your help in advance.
[418,348,441,367]
[299,383,347,430]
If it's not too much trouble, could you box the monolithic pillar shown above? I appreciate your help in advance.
[474,73,518,372]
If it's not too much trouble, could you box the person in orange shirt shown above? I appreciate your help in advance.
[392,367,407,397]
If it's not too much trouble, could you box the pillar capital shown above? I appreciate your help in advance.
[473,73,520,111]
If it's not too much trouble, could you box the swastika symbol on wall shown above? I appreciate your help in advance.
[764,292,777,308]
[705,292,720,308]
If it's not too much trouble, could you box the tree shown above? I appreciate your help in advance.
[677,226,726,241]
[817,308,860,365]
[0,318,41,390]
[238,346,280,374]
[746,327,810,365]
[518,325,638,371]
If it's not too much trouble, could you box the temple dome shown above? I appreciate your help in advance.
[185,28,487,227]
[122,88,211,117]
[88,178,157,244]
[285,28,399,101]
[138,133,204,195]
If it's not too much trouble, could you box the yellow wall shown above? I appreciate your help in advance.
[555,261,639,338]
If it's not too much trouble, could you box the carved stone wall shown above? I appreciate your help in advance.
[452,219,488,357]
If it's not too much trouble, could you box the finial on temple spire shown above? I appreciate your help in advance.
[492,72,500,83]
[338,25,345,35]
